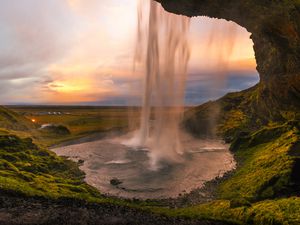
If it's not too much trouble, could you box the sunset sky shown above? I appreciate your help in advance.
[0,0,258,105]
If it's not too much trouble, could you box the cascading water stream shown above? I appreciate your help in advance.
[131,0,191,168]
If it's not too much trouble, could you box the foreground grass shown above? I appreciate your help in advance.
[0,135,103,201]
[219,124,299,201]
[150,197,300,225]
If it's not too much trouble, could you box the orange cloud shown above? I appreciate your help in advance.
[228,58,257,73]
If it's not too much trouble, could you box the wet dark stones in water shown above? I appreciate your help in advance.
[110,178,123,186]
[78,159,85,165]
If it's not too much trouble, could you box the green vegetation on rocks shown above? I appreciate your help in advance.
[149,121,300,224]
[0,106,36,131]
[219,123,300,201]
[151,197,300,225]
[0,134,101,201]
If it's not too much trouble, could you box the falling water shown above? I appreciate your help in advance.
[53,1,240,198]
[130,0,191,168]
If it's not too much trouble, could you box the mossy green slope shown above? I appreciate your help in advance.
[151,197,300,225]
[0,134,102,201]
[0,106,36,132]
[184,84,300,140]
[219,123,300,201]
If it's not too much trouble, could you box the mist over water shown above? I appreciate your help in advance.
[198,21,239,135]
[128,0,191,168]
[206,20,238,91]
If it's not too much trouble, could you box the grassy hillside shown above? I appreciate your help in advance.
[0,134,102,201]
[0,106,37,134]
[184,84,300,140]
[219,123,300,201]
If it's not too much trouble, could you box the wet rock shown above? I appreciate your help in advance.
[78,159,85,165]
[40,124,71,135]
[110,178,122,186]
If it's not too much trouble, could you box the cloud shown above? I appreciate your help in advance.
[0,0,257,105]
[0,0,77,104]
[185,72,259,105]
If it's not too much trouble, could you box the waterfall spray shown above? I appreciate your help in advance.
[131,0,191,168]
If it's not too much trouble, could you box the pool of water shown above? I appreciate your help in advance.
[52,134,236,199]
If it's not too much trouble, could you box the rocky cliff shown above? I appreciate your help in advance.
[156,0,300,133]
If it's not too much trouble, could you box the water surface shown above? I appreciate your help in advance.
[53,134,235,199]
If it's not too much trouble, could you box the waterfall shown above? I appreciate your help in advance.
[131,0,191,168]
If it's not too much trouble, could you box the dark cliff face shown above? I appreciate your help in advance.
[155,0,300,136]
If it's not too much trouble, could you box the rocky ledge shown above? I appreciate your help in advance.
[0,192,236,225]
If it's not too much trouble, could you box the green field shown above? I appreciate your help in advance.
[6,106,140,147]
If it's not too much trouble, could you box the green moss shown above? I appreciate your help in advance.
[0,106,36,131]
[219,125,299,201]
[184,83,300,141]
[217,109,248,138]
[149,197,300,225]
[0,135,102,201]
